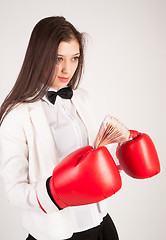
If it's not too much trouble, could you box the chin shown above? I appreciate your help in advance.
[60,82,69,88]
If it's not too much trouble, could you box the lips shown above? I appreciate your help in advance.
[58,77,70,83]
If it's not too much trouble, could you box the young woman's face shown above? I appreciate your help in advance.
[51,38,80,90]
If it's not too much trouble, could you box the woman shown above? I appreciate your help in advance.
[0,16,119,240]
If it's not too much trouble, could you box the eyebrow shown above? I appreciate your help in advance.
[57,53,80,56]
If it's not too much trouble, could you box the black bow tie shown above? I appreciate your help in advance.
[47,87,73,104]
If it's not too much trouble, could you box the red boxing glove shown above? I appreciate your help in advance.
[116,130,160,179]
[45,146,122,210]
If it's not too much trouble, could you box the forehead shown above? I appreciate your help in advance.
[58,39,80,55]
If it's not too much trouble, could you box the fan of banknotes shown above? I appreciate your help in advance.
[94,115,130,149]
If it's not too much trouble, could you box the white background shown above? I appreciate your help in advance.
[0,0,166,239]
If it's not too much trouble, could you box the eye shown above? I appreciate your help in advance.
[57,57,63,62]
[72,56,80,61]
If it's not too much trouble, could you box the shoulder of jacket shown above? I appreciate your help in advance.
[1,104,25,128]
[1,101,41,128]
[73,87,90,101]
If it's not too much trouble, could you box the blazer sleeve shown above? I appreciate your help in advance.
[0,107,58,213]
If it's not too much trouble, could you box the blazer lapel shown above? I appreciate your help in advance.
[28,101,57,163]
[72,91,97,146]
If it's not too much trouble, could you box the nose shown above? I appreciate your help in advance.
[61,60,70,74]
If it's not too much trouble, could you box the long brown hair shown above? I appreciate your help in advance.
[0,16,86,124]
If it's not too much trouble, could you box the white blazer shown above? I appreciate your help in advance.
[0,88,109,240]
